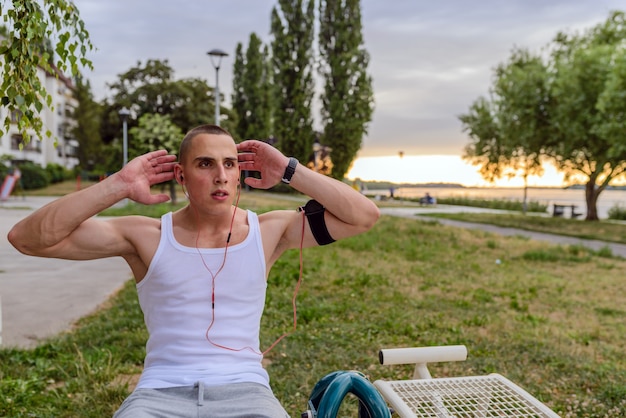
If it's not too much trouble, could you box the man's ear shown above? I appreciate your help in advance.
[174,165,184,185]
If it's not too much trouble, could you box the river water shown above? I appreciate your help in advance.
[371,186,626,219]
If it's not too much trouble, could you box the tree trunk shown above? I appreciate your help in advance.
[584,180,600,221]
[522,174,528,215]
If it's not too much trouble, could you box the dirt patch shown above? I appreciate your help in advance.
[110,373,141,391]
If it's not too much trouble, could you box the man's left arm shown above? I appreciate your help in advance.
[237,140,380,248]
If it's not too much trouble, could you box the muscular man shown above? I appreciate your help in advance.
[8,124,380,417]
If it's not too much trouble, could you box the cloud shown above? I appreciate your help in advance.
[74,0,624,162]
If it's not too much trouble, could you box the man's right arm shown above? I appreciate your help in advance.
[7,150,176,260]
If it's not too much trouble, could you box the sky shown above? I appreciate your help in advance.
[74,0,624,187]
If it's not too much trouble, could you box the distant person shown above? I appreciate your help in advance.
[389,186,395,199]
[420,192,435,205]
[7,124,380,417]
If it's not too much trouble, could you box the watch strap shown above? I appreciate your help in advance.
[281,157,298,184]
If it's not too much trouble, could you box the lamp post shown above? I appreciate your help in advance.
[118,107,130,168]
[207,48,229,126]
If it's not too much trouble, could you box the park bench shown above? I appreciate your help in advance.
[552,204,582,218]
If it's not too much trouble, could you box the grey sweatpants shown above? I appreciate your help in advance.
[113,381,290,418]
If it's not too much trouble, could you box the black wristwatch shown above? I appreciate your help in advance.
[281,157,298,184]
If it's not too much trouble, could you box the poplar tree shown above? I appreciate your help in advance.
[70,77,102,170]
[318,0,374,179]
[232,43,246,141]
[270,0,315,162]
[231,33,273,142]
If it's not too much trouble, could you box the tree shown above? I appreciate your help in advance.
[232,43,246,141]
[270,0,315,163]
[462,48,550,214]
[129,113,182,203]
[128,113,181,158]
[0,0,93,143]
[547,13,626,220]
[318,0,374,180]
[232,33,273,142]
[70,76,102,171]
[460,11,626,221]
[101,59,236,150]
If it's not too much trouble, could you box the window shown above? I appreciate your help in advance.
[11,134,23,150]
[10,110,22,124]
[11,134,41,152]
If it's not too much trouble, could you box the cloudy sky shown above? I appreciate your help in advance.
[74,1,623,184]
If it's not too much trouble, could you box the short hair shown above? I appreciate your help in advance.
[178,124,233,164]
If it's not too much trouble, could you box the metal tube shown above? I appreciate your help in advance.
[122,119,128,167]
[214,66,220,125]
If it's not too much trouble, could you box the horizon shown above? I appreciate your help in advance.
[346,155,576,188]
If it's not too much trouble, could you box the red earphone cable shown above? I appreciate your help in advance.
[201,177,305,355]
[257,210,305,355]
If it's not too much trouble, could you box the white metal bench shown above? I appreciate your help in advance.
[373,345,560,418]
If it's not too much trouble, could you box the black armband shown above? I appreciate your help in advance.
[299,199,336,246]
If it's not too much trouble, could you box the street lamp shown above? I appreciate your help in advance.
[118,107,131,168]
[207,48,229,126]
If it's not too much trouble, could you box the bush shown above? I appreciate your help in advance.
[45,163,69,183]
[19,163,50,190]
[0,154,12,179]
[418,196,548,213]
[608,203,626,221]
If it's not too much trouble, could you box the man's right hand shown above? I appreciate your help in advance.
[118,150,177,205]
[7,149,177,258]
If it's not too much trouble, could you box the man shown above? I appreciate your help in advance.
[8,125,380,417]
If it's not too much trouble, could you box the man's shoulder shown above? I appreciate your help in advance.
[258,209,300,240]
[105,214,163,232]
[258,208,297,223]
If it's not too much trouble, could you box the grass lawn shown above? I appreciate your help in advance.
[422,211,626,245]
[1,190,625,417]
[20,179,99,196]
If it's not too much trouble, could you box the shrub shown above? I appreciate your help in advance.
[422,196,548,213]
[18,163,50,190]
[45,163,69,183]
[608,203,626,221]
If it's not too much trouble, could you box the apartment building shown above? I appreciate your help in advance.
[0,65,79,170]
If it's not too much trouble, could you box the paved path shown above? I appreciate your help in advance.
[1,197,623,349]
[379,206,626,257]
[0,197,131,348]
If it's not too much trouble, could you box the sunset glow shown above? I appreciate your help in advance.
[346,155,567,188]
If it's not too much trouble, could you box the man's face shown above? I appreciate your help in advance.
[178,133,239,206]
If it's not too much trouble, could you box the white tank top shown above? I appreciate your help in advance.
[135,210,269,389]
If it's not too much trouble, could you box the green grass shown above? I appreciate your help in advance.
[2,193,626,417]
[422,212,626,245]
[21,179,99,196]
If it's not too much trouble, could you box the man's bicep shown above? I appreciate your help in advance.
[43,218,131,260]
